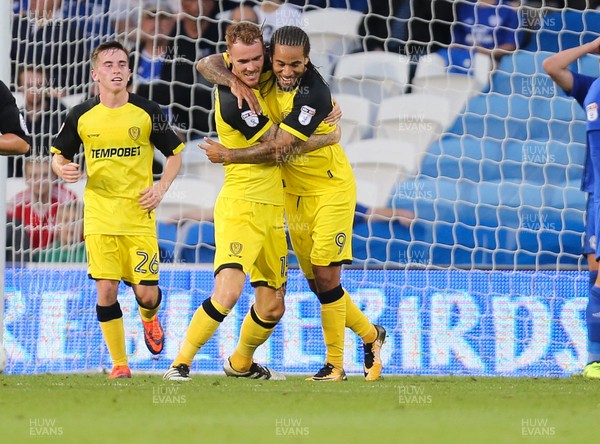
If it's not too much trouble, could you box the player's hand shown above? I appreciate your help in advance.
[324,99,342,126]
[138,184,165,211]
[230,76,261,115]
[198,138,230,163]
[59,162,82,183]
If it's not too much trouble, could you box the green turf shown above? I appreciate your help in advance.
[0,373,597,443]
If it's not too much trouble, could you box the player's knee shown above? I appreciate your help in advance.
[255,296,285,322]
[134,285,160,308]
[253,302,284,324]
[212,287,242,308]
[312,267,340,292]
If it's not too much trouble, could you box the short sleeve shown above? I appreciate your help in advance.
[279,66,333,141]
[217,86,272,142]
[0,81,31,145]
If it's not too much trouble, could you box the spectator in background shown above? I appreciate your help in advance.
[357,1,454,58]
[358,0,409,53]
[408,0,454,56]
[12,66,68,177]
[438,0,520,75]
[11,0,94,95]
[7,157,78,257]
[35,201,86,263]
[253,0,303,43]
[148,0,233,139]
[130,1,176,84]
[287,0,368,11]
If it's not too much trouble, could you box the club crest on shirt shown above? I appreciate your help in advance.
[587,103,598,122]
[229,242,243,257]
[298,105,316,126]
[128,126,141,141]
[241,110,259,128]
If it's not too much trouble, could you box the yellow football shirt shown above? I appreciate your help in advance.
[214,85,283,205]
[219,53,283,205]
[51,94,184,236]
[261,65,355,196]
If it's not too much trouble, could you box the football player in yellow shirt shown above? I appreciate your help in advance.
[163,22,341,381]
[51,41,184,378]
[198,26,386,382]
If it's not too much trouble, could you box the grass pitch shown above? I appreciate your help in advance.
[0,373,597,444]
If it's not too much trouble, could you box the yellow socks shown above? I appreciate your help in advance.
[344,289,377,343]
[318,285,346,369]
[96,302,127,367]
[174,298,230,367]
[230,305,278,372]
[137,288,162,322]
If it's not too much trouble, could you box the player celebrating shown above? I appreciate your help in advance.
[51,41,183,379]
[163,22,341,381]
[544,37,600,379]
[198,26,386,382]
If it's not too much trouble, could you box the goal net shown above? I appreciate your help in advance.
[2,1,593,377]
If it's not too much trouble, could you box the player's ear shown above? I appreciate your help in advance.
[90,69,98,82]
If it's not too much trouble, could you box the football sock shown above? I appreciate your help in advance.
[343,289,377,344]
[174,298,230,367]
[588,276,600,363]
[230,305,278,372]
[318,285,346,369]
[97,302,127,367]
[137,287,162,322]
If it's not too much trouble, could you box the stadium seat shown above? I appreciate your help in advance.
[374,94,453,155]
[180,137,225,186]
[345,138,417,207]
[157,221,178,263]
[60,93,86,109]
[63,179,86,200]
[331,52,410,104]
[5,177,27,202]
[333,94,373,145]
[302,8,363,81]
[12,91,25,110]
[412,73,483,119]
[178,221,216,263]
[154,177,219,223]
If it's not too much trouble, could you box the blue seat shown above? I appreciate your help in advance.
[157,222,178,263]
[178,222,216,263]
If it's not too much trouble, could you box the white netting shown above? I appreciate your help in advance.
[2,0,596,377]
[8,1,590,270]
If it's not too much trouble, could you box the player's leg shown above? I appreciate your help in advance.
[87,234,130,379]
[286,193,347,381]
[225,285,286,380]
[123,235,164,355]
[163,197,251,380]
[163,268,245,381]
[226,203,287,380]
[583,192,600,378]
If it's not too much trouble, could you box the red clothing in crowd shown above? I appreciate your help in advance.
[8,184,78,250]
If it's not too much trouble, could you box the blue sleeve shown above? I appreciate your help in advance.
[571,72,597,108]
[452,4,471,46]
[496,4,519,47]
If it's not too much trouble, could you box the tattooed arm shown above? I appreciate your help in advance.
[196,55,261,114]
[200,124,341,164]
